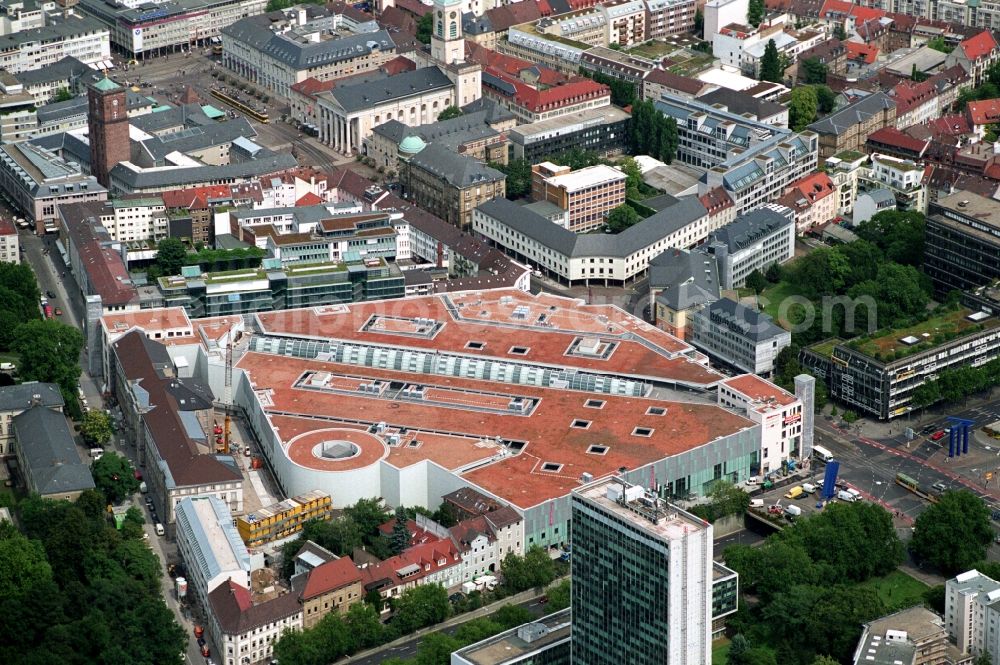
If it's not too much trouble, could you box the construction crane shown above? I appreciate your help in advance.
[218,338,233,454]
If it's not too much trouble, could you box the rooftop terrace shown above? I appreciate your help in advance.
[846,308,1000,360]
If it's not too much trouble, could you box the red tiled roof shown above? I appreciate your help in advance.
[394,0,431,16]
[643,68,709,95]
[301,557,361,601]
[786,172,835,202]
[382,55,417,76]
[359,539,462,590]
[923,114,972,137]
[485,1,548,32]
[466,43,565,86]
[891,80,937,115]
[289,77,337,98]
[698,186,734,213]
[0,217,14,235]
[295,192,323,207]
[209,581,301,636]
[960,30,999,61]
[867,126,929,155]
[819,0,884,23]
[485,70,609,114]
[967,98,1000,126]
[161,184,233,210]
[845,41,878,64]
[722,374,797,406]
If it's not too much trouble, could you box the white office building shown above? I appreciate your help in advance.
[718,373,804,475]
[702,204,795,289]
[174,496,256,613]
[946,569,1000,663]
[703,0,749,41]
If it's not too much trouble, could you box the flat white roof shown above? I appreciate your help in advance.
[545,164,626,192]
[696,67,759,92]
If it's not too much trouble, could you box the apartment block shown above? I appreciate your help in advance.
[946,570,1000,663]
[807,92,897,159]
[0,216,17,264]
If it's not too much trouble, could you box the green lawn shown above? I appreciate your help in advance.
[712,638,731,665]
[859,570,929,612]
[758,280,807,326]
[627,40,677,60]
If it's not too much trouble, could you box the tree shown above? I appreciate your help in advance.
[759,40,783,83]
[0,261,41,351]
[155,237,188,277]
[80,409,113,446]
[627,99,678,163]
[91,452,140,503]
[747,0,765,26]
[606,204,641,233]
[855,210,925,266]
[416,12,433,44]
[911,490,994,575]
[834,24,847,40]
[433,501,458,527]
[811,657,842,665]
[728,634,751,665]
[415,632,463,665]
[54,87,75,102]
[814,84,836,113]
[344,497,392,541]
[11,319,83,409]
[695,8,704,34]
[389,506,410,555]
[437,105,463,121]
[494,604,533,629]
[926,36,952,53]
[490,158,531,199]
[581,69,636,107]
[619,156,643,199]
[789,86,819,130]
[765,261,783,283]
[390,584,450,635]
[975,653,993,665]
[546,579,571,611]
[745,268,768,294]
[801,58,827,85]
[911,64,928,82]
[709,481,751,518]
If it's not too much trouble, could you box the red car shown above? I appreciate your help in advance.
[43,304,52,319]
[201,645,210,658]
[931,430,946,441]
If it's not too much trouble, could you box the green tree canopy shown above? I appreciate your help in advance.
[11,319,83,408]
[390,584,451,636]
[155,237,188,277]
[490,158,531,199]
[745,268,768,294]
[546,579,571,611]
[390,505,410,555]
[416,12,433,44]
[437,105,463,121]
[91,452,140,504]
[760,40,783,83]
[747,0,765,26]
[80,410,113,446]
[911,490,994,575]
[855,210,925,266]
[54,87,75,102]
[801,58,828,84]
[627,99,678,163]
[813,84,836,113]
[606,204,642,233]
[789,86,819,130]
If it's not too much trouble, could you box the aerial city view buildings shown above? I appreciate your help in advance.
[1,0,1000,663]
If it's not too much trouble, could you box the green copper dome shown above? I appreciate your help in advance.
[399,135,427,155]
[93,77,121,92]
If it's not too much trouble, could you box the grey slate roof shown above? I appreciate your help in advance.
[696,88,787,123]
[373,111,500,150]
[36,90,151,124]
[326,67,453,113]
[807,91,895,136]
[708,207,792,252]
[476,196,708,259]
[407,142,505,188]
[0,382,64,412]
[110,149,297,189]
[0,16,104,49]
[461,96,516,125]
[463,11,493,35]
[137,117,256,162]
[13,405,95,497]
[649,249,720,311]
[16,56,91,86]
[699,297,787,343]
[130,103,217,133]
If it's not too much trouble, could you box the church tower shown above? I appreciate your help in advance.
[431,0,464,65]
[88,77,130,189]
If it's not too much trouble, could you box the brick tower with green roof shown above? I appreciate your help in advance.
[88,76,130,189]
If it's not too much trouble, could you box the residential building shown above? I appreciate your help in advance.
[359,538,463,605]
[642,69,715,101]
[474,195,712,285]
[503,24,589,74]
[530,162,626,233]
[890,80,940,130]
[865,127,929,161]
[401,142,505,229]
[718,373,804,474]
[690,298,791,377]
[860,152,928,213]
[853,188,897,225]
[704,0,749,41]
[0,142,107,233]
[699,186,737,231]
[797,38,847,80]
[807,91,897,158]
[507,106,630,162]
[59,196,168,244]
[644,0,697,38]
[298,556,363,628]
[966,98,1000,140]
[946,570,1000,663]
[235,490,334,548]
[482,70,610,124]
[221,8,395,98]
[0,73,41,143]
[9,55,92,105]
[924,191,1000,295]
[208,581,302,665]
[713,22,807,79]
[600,0,647,47]
[12,404,94,500]
[452,609,572,665]
[649,248,720,339]
[702,205,796,289]
[776,172,837,231]
[945,31,1000,85]
[0,0,44,36]
[0,16,110,75]
[852,605,972,665]
[175,495,254,612]
[77,0,268,59]
[571,476,714,665]
[825,151,868,216]
[107,330,244,522]
[580,46,658,84]
[0,216,16,264]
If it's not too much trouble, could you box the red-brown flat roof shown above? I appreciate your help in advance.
[722,374,797,407]
[254,290,723,388]
[238,352,752,509]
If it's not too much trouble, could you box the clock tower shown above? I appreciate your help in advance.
[430,0,464,65]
